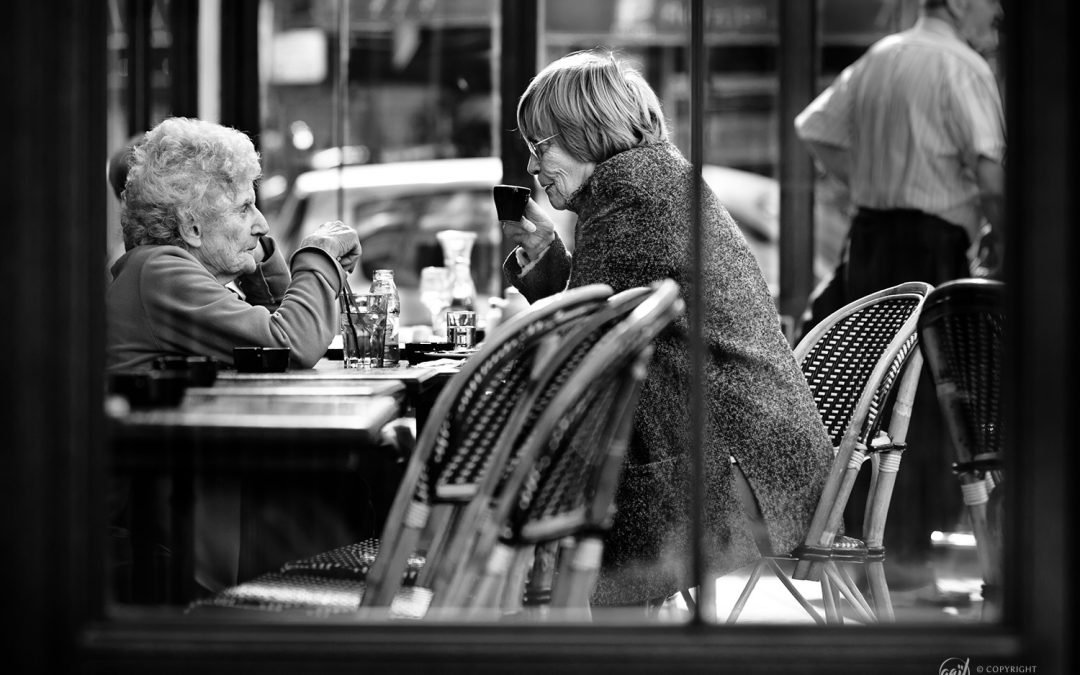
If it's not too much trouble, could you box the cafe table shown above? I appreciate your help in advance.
[215,357,459,431]
[108,358,457,605]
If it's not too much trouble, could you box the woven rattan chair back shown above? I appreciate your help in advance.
[726,281,932,624]
[792,281,932,552]
[417,286,657,605]
[436,280,684,614]
[918,279,1005,476]
[797,283,928,448]
[361,283,615,607]
[917,278,1005,615]
[433,286,654,504]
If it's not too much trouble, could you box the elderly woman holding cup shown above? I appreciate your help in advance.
[499,50,832,608]
[106,116,363,592]
[107,116,360,372]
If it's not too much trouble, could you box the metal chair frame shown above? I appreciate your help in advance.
[726,281,933,624]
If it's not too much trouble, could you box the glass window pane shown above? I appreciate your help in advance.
[259,0,501,327]
[105,0,1005,631]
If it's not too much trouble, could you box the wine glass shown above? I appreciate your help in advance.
[418,266,451,335]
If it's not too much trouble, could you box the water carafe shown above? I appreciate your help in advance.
[436,230,477,311]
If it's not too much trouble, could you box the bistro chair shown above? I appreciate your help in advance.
[433,280,684,617]
[187,283,615,616]
[917,278,1005,618]
[415,284,656,611]
[726,281,932,624]
[362,285,660,616]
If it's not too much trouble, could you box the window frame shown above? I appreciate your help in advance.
[10,0,1070,672]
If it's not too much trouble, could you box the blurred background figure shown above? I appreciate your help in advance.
[105,133,145,271]
[107,134,143,204]
[793,0,1005,598]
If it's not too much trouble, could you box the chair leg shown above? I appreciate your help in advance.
[550,536,601,617]
[363,515,425,607]
[521,540,558,611]
[725,559,766,623]
[467,542,517,612]
[726,557,830,624]
[680,588,697,613]
[498,546,536,614]
[822,562,876,623]
[412,502,457,588]
[981,582,1001,622]
[864,560,894,621]
[837,562,879,621]
[822,570,842,623]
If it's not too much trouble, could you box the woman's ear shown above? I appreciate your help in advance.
[178,220,202,247]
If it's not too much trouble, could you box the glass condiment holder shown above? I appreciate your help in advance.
[436,230,478,311]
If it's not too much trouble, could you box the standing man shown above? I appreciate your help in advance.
[794,0,1005,598]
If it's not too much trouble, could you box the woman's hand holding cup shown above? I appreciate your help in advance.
[502,200,556,261]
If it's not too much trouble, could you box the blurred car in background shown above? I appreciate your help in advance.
[271,158,505,327]
[269,156,840,326]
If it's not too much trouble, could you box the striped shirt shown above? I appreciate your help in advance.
[795,17,1005,239]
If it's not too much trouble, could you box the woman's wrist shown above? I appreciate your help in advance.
[515,241,553,275]
[522,235,555,261]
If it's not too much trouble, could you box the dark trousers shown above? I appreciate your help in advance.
[805,208,971,587]
[844,208,970,299]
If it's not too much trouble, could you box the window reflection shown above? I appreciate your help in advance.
[104,0,1003,628]
[258,0,500,321]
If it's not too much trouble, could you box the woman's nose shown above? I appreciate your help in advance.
[526,154,540,175]
[253,208,270,235]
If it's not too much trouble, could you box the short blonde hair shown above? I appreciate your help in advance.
[517,50,669,164]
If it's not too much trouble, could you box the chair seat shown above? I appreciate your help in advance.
[281,538,425,585]
[187,571,435,619]
[189,573,366,615]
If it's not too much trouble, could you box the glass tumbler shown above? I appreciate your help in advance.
[446,310,477,350]
[341,293,388,368]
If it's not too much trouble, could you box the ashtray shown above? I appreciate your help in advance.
[233,346,290,373]
[108,369,189,408]
[152,355,219,386]
[403,341,453,364]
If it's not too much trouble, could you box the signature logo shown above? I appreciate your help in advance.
[940,657,972,675]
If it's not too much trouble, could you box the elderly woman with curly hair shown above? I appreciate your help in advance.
[107,116,359,371]
[106,117,363,593]
[500,50,833,607]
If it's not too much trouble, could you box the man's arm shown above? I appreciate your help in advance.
[794,76,854,186]
[976,155,1005,232]
[972,155,1006,276]
[801,139,851,185]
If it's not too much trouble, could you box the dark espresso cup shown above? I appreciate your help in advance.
[493,184,531,222]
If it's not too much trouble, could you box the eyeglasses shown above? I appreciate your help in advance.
[524,133,558,160]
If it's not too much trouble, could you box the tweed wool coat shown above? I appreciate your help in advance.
[504,142,833,605]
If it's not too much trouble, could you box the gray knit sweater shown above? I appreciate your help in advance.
[504,141,832,605]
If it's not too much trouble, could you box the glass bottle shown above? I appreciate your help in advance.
[436,230,477,311]
[370,269,400,366]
